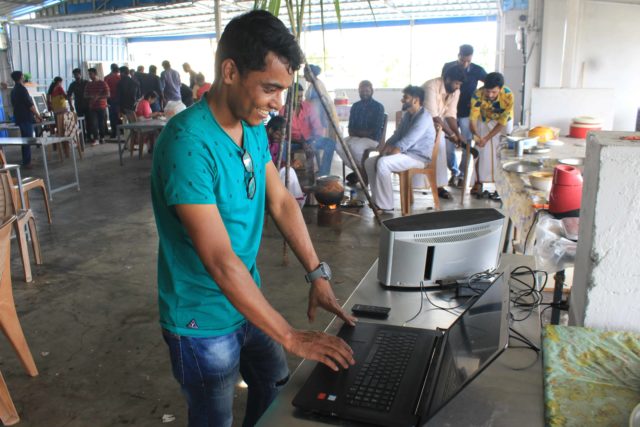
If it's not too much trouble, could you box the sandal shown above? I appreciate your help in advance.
[438,188,453,200]
[470,183,482,195]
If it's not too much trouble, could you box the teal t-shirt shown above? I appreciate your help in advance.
[150,99,271,337]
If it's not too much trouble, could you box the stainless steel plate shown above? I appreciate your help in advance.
[558,158,585,166]
[524,147,551,154]
[503,160,543,174]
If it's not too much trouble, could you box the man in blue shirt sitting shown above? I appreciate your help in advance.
[151,10,355,427]
[336,80,385,185]
[364,86,436,212]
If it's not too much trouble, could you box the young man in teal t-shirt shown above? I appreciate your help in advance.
[151,10,356,427]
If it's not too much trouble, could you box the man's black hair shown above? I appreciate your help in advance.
[72,68,81,74]
[88,68,97,74]
[359,80,373,88]
[484,72,505,89]
[10,71,23,82]
[459,44,474,57]
[110,63,119,72]
[443,66,466,83]
[149,65,157,73]
[215,10,304,78]
[266,115,286,131]
[144,91,158,100]
[119,66,130,75]
[403,85,425,105]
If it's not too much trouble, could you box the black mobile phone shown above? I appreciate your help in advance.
[351,304,391,319]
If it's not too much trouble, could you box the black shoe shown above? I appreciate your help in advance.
[448,175,460,187]
[438,188,452,200]
[345,172,358,186]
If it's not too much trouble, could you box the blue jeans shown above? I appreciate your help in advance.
[17,121,34,165]
[445,137,461,178]
[310,137,336,176]
[458,117,473,178]
[162,322,289,427]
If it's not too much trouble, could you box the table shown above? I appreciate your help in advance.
[0,137,80,200]
[117,120,167,165]
[495,139,585,324]
[258,254,543,426]
[495,138,585,253]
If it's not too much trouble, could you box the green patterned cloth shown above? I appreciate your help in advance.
[543,325,640,426]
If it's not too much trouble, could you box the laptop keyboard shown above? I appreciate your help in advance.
[345,330,418,412]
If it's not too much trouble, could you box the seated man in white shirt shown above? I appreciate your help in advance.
[364,85,436,212]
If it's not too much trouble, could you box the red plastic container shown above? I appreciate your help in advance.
[569,123,601,138]
[549,165,583,217]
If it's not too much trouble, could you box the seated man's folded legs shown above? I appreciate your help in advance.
[364,153,424,211]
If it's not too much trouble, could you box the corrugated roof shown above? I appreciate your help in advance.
[4,0,500,38]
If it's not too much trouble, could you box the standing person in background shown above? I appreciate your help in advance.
[194,73,211,101]
[180,83,194,108]
[151,10,354,426]
[161,60,183,115]
[469,72,513,194]
[84,67,110,146]
[104,63,121,138]
[442,44,487,185]
[10,70,42,168]
[304,64,340,145]
[182,62,198,89]
[47,76,67,113]
[146,65,164,113]
[117,66,141,114]
[67,68,90,139]
[421,66,466,200]
[67,68,89,114]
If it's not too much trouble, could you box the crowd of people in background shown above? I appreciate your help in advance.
[8,60,212,153]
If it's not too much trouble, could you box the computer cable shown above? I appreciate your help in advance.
[509,265,549,322]
[523,209,545,255]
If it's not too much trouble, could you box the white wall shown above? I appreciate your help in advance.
[536,0,640,131]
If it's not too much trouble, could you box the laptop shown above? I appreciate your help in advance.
[292,273,509,427]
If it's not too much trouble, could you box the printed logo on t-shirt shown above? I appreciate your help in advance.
[186,319,199,329]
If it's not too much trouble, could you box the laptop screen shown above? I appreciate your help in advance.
[424,275,508,420]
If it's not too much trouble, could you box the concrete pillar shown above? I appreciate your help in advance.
[569,131,640,332]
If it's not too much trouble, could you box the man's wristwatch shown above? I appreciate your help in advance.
[305,262,332,283]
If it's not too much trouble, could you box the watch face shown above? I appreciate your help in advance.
[321,262,332,279]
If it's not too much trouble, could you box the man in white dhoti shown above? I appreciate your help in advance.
[364,86,436,212]
[469,72,514,194]
[421,66,466,200]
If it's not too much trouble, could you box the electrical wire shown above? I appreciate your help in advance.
[523,209,544,255]
[509,265,549,322]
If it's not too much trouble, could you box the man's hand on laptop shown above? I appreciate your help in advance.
[284,329,355,371]
[307,278,357,327]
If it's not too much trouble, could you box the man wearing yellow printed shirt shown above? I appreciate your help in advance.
[469,72,513,191]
